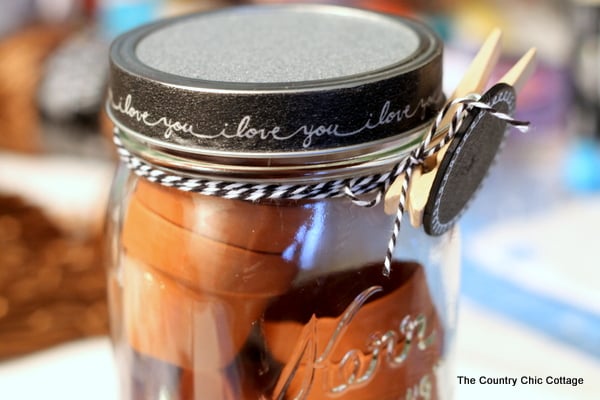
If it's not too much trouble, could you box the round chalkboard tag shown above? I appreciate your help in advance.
[422,83,517,236]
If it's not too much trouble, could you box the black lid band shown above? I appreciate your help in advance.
[107,6,443,156]
[106,63,443,154]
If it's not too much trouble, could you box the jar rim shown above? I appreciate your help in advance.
[113,120,443,183]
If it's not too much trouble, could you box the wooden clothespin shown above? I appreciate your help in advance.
[383,29,537,229]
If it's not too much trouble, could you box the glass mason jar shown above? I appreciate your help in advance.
[105,4,460,400]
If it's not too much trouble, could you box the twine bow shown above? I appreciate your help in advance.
[343,94,529,276]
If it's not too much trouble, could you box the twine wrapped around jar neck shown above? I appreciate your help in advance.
[113,91,529,276]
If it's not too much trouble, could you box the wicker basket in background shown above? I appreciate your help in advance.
[0,194,108,360]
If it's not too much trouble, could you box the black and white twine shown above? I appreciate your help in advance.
[113,95,529,276]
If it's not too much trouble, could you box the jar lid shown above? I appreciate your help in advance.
[107,4,443,162]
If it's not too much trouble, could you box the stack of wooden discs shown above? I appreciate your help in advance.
[119,179,311,396]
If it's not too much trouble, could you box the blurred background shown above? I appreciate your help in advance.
[0,0,598,399]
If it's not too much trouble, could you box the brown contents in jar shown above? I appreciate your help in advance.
[119,259,443,400]
[134,179,312,254]
[120,181,305,369]
[119,177,442,399]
